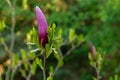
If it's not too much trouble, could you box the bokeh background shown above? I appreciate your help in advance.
[0,0,120,80]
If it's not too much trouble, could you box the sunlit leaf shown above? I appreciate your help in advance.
[31,61,37,75]
[46,44,52,58]
[26,27,39,47]
[88,53,95,66]
[22,0,28,10]
[48,23,56,46]
[0,76,2,80]
[11,54,20,69]
[20,69,26,78]
[69,29,76,42]
[28,52,35,59]
[21,49,28,70]
[53,48,63,67]
[0,21,5,32]
[35,58,43,70]
[54,28,63,48]
[115,74,118,80]
[47,66,53,80]
[77,34,85,45]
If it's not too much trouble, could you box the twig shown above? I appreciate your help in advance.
[26,70,32,80]
[26,61,32,80]
[5,0,16,80]
[43,51,46,80]
[6,0,12,8]
[10,0,16,51]
[63,44,79,58]
[52,65,59,77]
[58,40,76,58]
[94,64,101,80]
[52,42,81,77]
[11,53,42,80]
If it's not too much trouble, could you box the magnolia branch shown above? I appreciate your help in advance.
[11,53,42,80]
[94,64,101,80]
[52,41,82,77]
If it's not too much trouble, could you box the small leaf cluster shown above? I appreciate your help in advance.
[88,47,105,80]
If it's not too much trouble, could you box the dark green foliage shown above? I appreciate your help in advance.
[0,0,120,80]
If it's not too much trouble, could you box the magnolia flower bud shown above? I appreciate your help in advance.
[35,6,48,47]
[89,42,96,59]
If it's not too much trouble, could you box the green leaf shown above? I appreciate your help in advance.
[0,38,9,53]
[21,49,27,60]
[26,27,39,47]
[54,28,63,48]
[53,49,63,67]
[47,66,53,80]
[20,69,26,78]
[0,38,4,44]
[26,33,31,42]
[32,27,38,45]
[58,28,62,38]
[48,23,56,46]
[21,49,28,70]
[88,53,95,66]
[0,76,2,80]
[69,29,76,42]
[115,74,118,80]
[11,54,20,69]
[47,76,53,80]
[22,0,28,9]
[31,61,37,75]
[24,62,28,70]
[46,44,52,58]
[92,77,97,80]
[28,52,35,59]
[109,76,113,80]
[0,21,5,32]
[77,34,85,45]
[97,53,103,71]
[48,23,63,49]
[11,57,15,69]
[35,58,43,69]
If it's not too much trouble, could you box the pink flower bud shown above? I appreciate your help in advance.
[35,6,48,47]
[89,42,96,59]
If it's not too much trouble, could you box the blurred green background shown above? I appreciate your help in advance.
[0,0,120,80]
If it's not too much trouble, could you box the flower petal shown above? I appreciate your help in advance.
[35,6,48,47]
